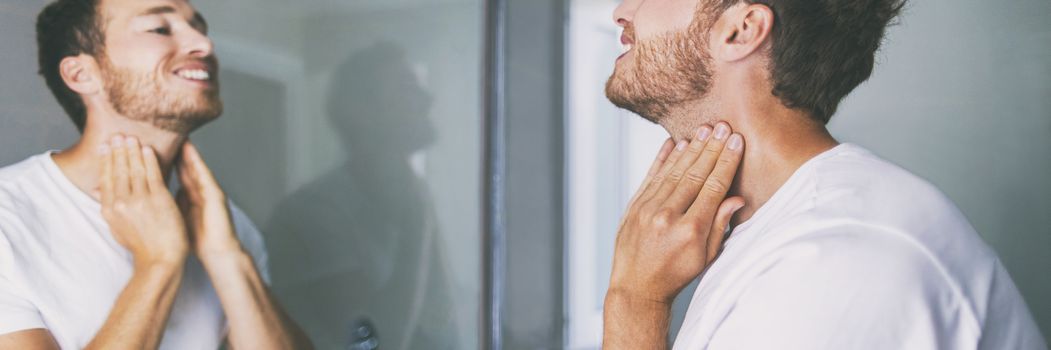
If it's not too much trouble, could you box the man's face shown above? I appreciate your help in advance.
[605,0,722,124]
[96,0,221,134]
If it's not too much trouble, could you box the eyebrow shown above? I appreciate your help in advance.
[137,6,209,33]
[139,5,177,16]
[193,12,209,33]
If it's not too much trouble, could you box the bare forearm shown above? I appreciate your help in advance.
[202,251,311,350]
[603,291,672,350]
[85,260,185,350]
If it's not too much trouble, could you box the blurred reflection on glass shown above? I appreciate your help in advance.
[265,43,458,349]
[184,2,484,349]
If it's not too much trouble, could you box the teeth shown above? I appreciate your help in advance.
[176,69,210,81]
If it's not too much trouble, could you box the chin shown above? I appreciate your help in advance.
[154,102,224,134]
[605,79,664,124]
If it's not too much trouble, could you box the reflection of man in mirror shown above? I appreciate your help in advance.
[266,42,459,349]
[0,0,310,348]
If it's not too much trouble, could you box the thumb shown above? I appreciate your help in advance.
[706,196,745,264]
[180,141,222,198]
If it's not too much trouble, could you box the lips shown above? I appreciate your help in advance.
[618,25,636,60]
[172,61,216,83]
[176,69,210,81]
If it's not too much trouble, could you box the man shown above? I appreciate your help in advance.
[265,44,460,349]
[0,0,311,348]
[602,0,1046,349]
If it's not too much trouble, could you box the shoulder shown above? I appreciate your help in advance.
[742,216,992,313]
[721,214,988,318]
[812,144,961,213]
[0,155,51,243]
[0,154,49,206]
[810,144,956,211]
[753,222,960,291]
[802,144,984,248]
[0,155,44,184]
[706,224,984,348]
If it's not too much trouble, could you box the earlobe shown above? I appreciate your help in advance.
[60,55,100,95]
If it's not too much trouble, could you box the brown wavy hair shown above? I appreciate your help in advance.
[717,0,906,124]
[36,0,105,132]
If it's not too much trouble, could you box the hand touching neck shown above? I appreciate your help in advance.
[52,109,189,201]
[658,70,839,226]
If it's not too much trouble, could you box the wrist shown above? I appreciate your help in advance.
[197,249,260,283]
[603,288,673,348]
[198,238,244,255]
[605,288,675,309]
[606,284,677,306]
[197,247,251,266]
[134,252,187,272]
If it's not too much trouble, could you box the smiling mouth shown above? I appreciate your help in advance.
[174,68,211,82]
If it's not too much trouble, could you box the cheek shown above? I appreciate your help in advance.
[634,0,697,38]
[105,38,176,71]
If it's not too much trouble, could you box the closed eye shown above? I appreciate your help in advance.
[148,27,172,35]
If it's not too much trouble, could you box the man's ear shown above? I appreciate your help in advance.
[59,54,102,95]
[711,4,775,62]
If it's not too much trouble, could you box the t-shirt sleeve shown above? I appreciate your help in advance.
[0,228,46,334]
[228,201,272,285]
[704,230,981,349]
[0,275,46,335]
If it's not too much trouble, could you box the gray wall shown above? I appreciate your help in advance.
[828,0,1051,338]
[0,2,79,162]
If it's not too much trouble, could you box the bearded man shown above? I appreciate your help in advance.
[0,0,310,349]
[602,0,1046,349]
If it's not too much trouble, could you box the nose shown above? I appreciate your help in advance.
[612,0,643,27]
[182,27,214,58]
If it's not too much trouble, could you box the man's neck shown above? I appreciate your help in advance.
[52,112,187,201]
[658,89,838,226]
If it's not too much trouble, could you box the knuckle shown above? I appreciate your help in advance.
[112,201,131,214]
[666,170,685,183]
[703,177,730,196]
[688,139,706,151]
[650,208,676,228]
[717,154,737,167]
[701,146,722,158]
[683,169,708,184]
[680,219,707,234]
[635,203,655,219]
[683,146,703,159]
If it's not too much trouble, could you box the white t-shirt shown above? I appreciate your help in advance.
[673,143,1046,350]
[0,152,270,349]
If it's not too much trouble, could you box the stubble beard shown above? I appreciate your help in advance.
[101,55,223,135]
[605,13,716,125]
